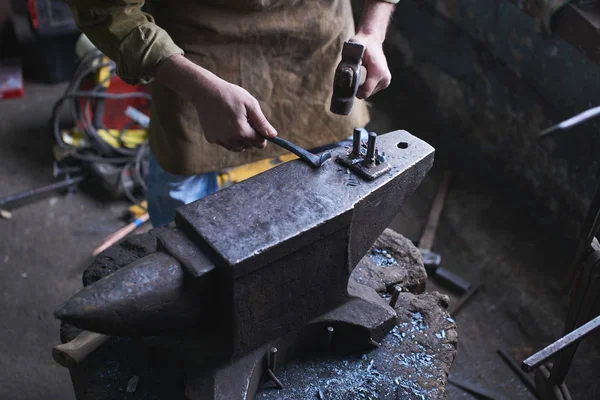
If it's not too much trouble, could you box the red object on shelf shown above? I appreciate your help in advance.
[0,60,24,100]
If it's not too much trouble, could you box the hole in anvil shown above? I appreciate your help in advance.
[397,142,409,149]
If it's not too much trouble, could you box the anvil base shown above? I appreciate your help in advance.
[185,281,396,399]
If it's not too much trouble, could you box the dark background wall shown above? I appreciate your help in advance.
[361,0,600,238]
[0,0,10,23]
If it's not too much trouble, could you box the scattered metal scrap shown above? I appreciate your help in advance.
[257,307,453,400]
[368,247,397,267]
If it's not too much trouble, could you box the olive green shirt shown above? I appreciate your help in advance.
[65,0,371,175]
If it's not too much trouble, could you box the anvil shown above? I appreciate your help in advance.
[55,130,434,399]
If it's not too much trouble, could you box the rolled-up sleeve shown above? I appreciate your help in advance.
[64,0,184,84]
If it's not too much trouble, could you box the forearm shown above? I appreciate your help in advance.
[356,0,397,42]
[152,54,221,101]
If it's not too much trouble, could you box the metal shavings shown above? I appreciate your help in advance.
[0,209,12,220]
[375,150,387,164]
[368,247,397,266]
[347,175,361,187]
[258,305,450,400]
[366,359,375,372]
[411,312,428,332]
[126,376,139,393]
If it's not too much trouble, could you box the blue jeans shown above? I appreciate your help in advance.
[147,152,219,227]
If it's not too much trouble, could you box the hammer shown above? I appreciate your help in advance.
[330,41,368,115]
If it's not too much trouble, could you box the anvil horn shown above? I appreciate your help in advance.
[55,252,212,336]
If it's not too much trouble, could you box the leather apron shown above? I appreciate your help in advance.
[147,0,370,175]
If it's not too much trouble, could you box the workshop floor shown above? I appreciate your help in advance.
[1,83,599,400]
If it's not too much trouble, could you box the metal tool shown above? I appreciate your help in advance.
[418,172,472,294]
[523,315,600,373]
[498,349,542,400]
[92,213,149,256]
[266,136,331,168]
[448,284,481,316]
[538,105,600,137]
[330,41,368,115]
[53,129,435,400]
[0,175,84,209]
[448,376,506,400]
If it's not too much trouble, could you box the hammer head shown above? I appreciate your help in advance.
[330,41,367,116]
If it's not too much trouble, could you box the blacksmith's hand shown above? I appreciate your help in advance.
[350,33,392,100]
[351,0,395,100]
[153,55,278,152]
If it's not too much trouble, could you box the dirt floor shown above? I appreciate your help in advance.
[1,82,599,400]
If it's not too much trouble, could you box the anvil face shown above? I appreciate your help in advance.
[176,130,434,276]
[55,130,434,360]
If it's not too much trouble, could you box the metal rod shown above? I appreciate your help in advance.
[539,105,600,137]
[389,286,401,309]
[269,347,278,371]
[363,132,377,165]
[523,314,600,373]
[352,128,362,158]
[447,376,505,400]
[497,349,542,400]
[0,175,84,207]
[267,136,331,169]
[368,338,380,348]
[326,326,334,350]
[266,369,284,389]
[448,284,481,316]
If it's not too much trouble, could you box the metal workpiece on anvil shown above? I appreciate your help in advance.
[55,129,434,365]
[336,130,393,180]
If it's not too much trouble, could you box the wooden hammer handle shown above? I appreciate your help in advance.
[419,172,452,251]
[52,331,110,367]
